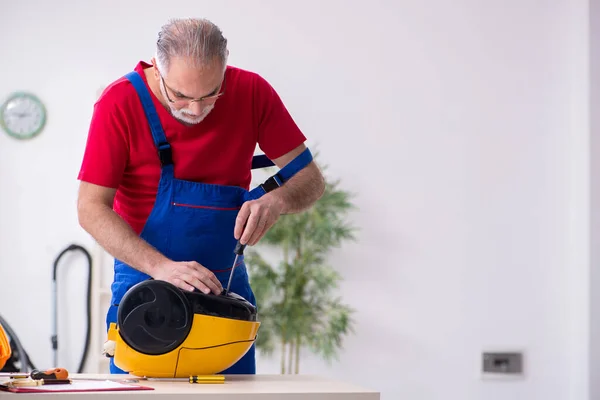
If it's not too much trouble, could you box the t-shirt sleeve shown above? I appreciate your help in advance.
[253,74,306,160]
[77,91,129,189]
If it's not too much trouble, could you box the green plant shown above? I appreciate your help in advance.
[245,161,357,374]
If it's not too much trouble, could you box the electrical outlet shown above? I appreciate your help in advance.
[482,352,524,377]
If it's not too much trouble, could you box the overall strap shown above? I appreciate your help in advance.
[251,154,275,169]
[248,147,314,200]
[124,71,174,171]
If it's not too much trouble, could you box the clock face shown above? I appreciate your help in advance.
[0,92,46,140]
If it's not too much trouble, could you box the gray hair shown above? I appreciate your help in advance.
[155,18,228,74]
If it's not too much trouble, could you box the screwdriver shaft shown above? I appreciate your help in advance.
[225,241,246,294]
[225,254,240,294]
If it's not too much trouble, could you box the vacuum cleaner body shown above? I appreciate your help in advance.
[106,279,260,377]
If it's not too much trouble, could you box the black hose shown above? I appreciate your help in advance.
[52,244,92,373]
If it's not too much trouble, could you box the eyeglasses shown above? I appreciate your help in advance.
[159,71,226,105]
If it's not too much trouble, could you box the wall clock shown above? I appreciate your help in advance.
[0,92,47,140]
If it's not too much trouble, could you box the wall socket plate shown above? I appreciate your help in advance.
[481,351,525,380]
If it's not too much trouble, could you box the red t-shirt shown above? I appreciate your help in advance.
[78,61,306,234]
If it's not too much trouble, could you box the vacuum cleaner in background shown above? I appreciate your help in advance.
[0,243,93,373]
[51,244,93,372]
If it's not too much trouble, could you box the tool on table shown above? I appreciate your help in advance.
[30,368,69,381]
[5,378,71,387]
[189,375,225,384]
[146,375,225,384]
[224,241,245,295]
[0,373,29,380]
[1,368,71,389]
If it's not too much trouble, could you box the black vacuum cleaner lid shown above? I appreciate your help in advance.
[186,286,257,322]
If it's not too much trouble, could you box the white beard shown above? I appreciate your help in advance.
[159,82,215,125]
[171,103,214,125]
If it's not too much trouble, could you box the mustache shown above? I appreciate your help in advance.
[177,105,214,117]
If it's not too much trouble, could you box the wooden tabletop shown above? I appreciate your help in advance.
[0,373,380,399]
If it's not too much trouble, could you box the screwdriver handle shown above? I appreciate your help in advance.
[30,368,68,380]
[234,241,246,255]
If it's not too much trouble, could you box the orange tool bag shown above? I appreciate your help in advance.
[0,321,11,370]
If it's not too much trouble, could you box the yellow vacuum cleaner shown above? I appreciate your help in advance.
[104,278,259,378]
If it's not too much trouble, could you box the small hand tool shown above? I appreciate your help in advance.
[5,378,71,387]
[30,368,69,381]
[146,375,225,384]
[0,373,29,379]
[189,375,224,384]
[224,241,245,295]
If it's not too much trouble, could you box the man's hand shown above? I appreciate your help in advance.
[234,193,284,246]
[152,260,223,294]
[233,144,325,246]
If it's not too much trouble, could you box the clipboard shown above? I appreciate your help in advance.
[0,379,154,393]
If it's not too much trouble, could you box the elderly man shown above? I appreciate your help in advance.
[77,17,325,374]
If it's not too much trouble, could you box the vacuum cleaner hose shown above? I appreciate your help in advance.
[52,244,92,373]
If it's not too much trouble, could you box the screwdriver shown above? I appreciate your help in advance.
[224,241,245,295]
[30,368,69,381]
[9,378,72,387]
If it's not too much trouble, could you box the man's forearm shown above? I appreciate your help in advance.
[78,203,167,276]
[269,161,325,214]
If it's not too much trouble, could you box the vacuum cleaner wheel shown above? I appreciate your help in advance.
[117,280,193,356]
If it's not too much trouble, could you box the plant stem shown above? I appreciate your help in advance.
[296,234,302,262]
[280,338,286,374]
[288,339,294,374]
[294,334,300,374]
[282,239,290,374]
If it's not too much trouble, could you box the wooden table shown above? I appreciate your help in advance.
[0,373,380,399]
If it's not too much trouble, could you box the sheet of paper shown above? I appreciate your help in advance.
[1,379,153,393]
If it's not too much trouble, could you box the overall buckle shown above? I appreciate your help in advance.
[158,142,173,166]
[260,173,283,193]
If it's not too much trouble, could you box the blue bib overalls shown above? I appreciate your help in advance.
[105,70,313,375]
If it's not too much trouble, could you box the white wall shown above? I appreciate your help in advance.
[590,0,600,399]
[0,1,592,399]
